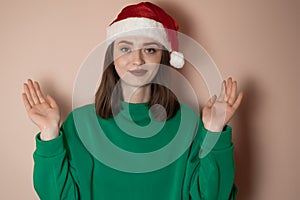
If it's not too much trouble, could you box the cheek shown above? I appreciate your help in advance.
[114,58,131,79]
[153,54,162,63]
[114,62,124,77]
[147,51,163,65]
[113,47,125,68]
[113,54,126,72]
[150,65,160,78]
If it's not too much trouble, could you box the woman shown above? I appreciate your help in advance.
[22,2,243,200]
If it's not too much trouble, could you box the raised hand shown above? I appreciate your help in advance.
[22,79,61,141]
[202,77,243,132]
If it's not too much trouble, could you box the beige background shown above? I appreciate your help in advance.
[1,0,299,199]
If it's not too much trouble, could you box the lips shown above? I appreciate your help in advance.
[129,69,148,76]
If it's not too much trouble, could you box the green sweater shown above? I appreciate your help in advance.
[33,102,237,200]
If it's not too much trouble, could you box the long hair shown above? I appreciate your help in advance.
[95,42,180,121]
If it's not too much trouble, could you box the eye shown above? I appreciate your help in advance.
[120,47,130,53]
[145,48,157,54]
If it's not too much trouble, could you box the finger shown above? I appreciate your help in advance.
[232,92,243,110]
[23,83,34,106]
[217,80,226,101]
[46,95,58,109]
[34,81,46,103]
[228,81,237,105]
[225,77,232,102]
[22,93,32,111]
[206,95,217,108]
[28,79,40,104]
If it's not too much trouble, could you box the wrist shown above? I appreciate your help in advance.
[204,123,224,133]
[40,125,60,141]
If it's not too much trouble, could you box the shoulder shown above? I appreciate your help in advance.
[173,101,203,133]
[66,104,95,119]
[60,104,98,144]
[72,103,95,114]
[178,102,198,112]
[62,104,96,129]
[178,101,201,121]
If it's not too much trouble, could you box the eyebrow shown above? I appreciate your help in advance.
[117,40,161,47]
[143,42,161,47]
[118,40,133,45]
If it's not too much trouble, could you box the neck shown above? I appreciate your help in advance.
[121,82,151,103]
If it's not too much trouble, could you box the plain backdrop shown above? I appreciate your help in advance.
[1,0,299,199]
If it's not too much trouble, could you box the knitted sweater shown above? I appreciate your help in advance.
[33,102,237,200]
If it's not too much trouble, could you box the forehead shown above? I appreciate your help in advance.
[114,36,162,46]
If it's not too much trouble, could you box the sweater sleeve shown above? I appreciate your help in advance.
[186,121,238,200]
[33,116,80,200]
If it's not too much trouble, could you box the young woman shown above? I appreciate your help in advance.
[22,2,243,200]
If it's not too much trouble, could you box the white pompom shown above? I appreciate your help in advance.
[170,51,185,68]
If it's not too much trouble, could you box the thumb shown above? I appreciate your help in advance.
[46,94,58,108]
[206,95,217,108]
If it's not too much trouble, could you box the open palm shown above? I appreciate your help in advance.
[202,77,243,132]
[22,79,61,140]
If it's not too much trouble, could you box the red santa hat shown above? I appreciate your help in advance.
[106,2,185,68]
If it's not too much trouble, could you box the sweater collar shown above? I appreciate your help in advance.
[118,101,152,125]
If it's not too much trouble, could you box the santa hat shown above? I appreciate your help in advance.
[106,2,185,68]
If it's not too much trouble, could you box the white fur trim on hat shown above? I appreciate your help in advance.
[107,17,171,50]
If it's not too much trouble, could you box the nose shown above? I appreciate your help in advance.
[131,49,145,66]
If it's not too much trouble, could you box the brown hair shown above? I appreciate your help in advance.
[95,43,180,120]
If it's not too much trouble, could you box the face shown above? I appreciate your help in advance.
[113,36,163,87]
